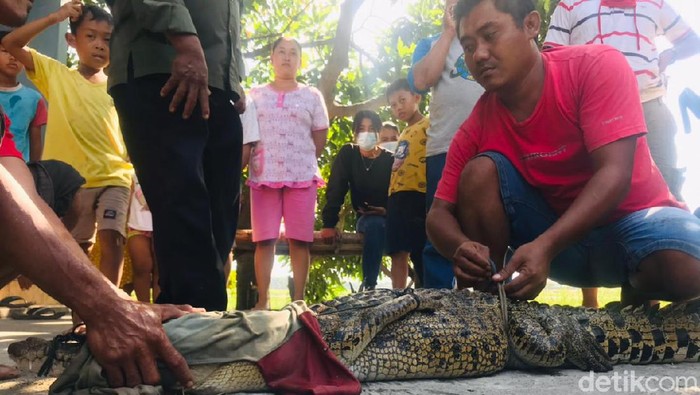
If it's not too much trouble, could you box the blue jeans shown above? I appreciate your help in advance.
[356,214,387,289]
[423,153,456,289]
[483,151,700,288]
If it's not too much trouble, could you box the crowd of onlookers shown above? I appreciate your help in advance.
[0,0,700,388]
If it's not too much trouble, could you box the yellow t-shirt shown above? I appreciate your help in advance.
[389,116,428,195]
[27,49,133,189]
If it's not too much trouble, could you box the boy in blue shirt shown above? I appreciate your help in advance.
[0,31,46,162]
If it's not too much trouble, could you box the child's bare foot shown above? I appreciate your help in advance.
[251,302,269,311]
[0,364,20,381]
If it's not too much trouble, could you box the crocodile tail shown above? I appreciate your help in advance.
[583,299,700,365]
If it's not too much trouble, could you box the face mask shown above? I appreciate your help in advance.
[356,132,377,151]
[380,141,398,153]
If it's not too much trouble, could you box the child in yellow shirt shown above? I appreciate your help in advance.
[386,78,429,289]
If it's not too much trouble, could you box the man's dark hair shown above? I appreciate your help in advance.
[352,110,382,135]
[0,31,9,43]
[69,5,113,35]
[453,0,535,33]
[386,78,416,101]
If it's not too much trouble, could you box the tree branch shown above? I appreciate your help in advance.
[318,0,370,120]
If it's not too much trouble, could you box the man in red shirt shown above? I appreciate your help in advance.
[426,0,700,304]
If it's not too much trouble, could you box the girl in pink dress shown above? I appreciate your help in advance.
[248,37,329,309]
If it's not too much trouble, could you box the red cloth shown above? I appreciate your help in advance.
[0,116,24,159]
[257,311,361,395]
[436,45,683,221]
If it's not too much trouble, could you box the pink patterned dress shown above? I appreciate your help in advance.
[247,84,329,189]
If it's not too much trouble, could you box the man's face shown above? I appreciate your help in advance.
[0,0,34,27]
[66,17,113,70]
[457,0,539,93]
[0,45,24,79]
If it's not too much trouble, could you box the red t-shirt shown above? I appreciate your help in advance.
[0,113,23,159]
[436,45,683,220]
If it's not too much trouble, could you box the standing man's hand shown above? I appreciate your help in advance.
[493,240,553,300]
[161,34,210,120]
[84,300,200,388]
[233,90,246,114]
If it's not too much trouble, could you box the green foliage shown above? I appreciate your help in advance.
[239,0,560,303]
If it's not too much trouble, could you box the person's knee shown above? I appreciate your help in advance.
[631,250,700,300]
[458,156,499,204]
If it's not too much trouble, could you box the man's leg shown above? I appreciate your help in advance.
[202,90,242,264]
[423,153,455,288]
[112,77,227,311]
[643,98,684,200]
[610,207,700,302]
[356,215,386,290]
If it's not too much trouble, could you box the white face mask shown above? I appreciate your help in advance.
[356,132,377,151]
[379,141,398,153]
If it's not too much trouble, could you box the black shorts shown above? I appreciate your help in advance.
[386,191,427,255]
[27,160,85,217]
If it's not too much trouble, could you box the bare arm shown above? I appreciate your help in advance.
[241,143,252,169]
[427,197,491,287]
[313,129,328,158]
[494,136,638,299]
[0,157,195,388]
[410,3,456,91]
[1,1,82,73]
[659,31,700,72]
[28,125,43,162]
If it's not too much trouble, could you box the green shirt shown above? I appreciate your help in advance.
[108,0,243,96]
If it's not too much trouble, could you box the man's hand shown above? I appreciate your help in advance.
[320,227,337,244]
[357,205,386,216]
[85,301,200,388]
[452,240,491,288]
[493,240,552,300]
[161,34,210,120]
[233,91,246,115]
[53,0,82,23]
[658,48,675,73]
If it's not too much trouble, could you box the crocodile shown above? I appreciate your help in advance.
[8,288,700,394]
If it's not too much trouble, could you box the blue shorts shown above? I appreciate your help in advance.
[481,151,700,288]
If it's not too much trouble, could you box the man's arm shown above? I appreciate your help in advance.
[542,1,573,48]
[409,2,456,92]
[0,157,195,388]
[1,1,82,73]
[494,137,637,299]
[427,197,492,285]
[659,31,700,72]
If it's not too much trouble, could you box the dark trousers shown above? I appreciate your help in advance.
[111,75,242,311]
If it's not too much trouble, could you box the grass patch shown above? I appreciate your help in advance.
[226,278,625,311]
